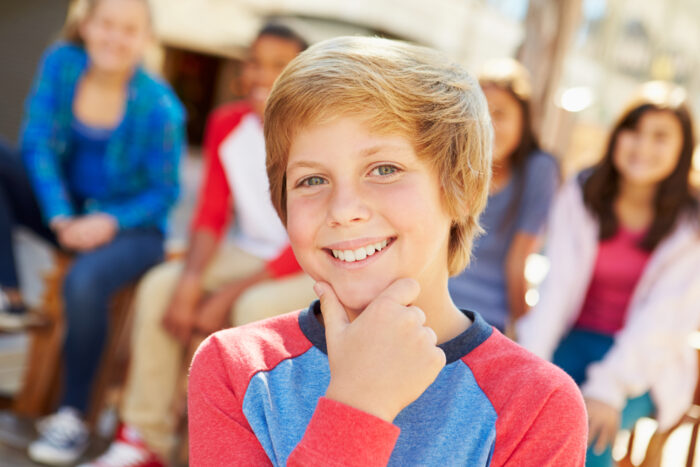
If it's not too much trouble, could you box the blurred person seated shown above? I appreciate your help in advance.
[518,81,700,467]
[80,23,312,467]
[448,58,559,335]
[0,0,185,464]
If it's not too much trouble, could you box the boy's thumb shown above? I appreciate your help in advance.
[314,282,349,332]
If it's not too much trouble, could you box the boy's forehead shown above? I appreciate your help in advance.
[285,116,420,167]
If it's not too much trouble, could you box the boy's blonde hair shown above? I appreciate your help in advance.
[265,36,493,276]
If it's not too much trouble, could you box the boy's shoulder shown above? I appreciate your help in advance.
[192,309,314,397]
[462,329,586,463]
[464,328,582,410]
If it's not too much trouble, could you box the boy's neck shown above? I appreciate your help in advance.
[412,269,472,344]
[340,282,471,345]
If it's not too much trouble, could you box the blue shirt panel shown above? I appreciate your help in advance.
[242,306,497,466]
[66,119,114,204]
[449,151,558,330]
[242,346,330,466]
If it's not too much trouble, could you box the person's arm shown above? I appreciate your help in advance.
[516,178,596,358]
[193,266,271,335]
[188,333,401,466]
[96,102,185,229]
[504,232,541,324]
[20,44,76,222]
[507,153,559,329]
[162,110,236,343]
[193,244,302,334]
[162,229,221,344]
[494,384,587,466]
[188,334,276,466]
[189,279,444,465]
[581,238,700,420]
[265,244,302,278]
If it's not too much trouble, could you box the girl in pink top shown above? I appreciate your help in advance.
[519,81,700,467]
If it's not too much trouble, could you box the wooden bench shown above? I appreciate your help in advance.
[11,251,137,427]
[617,337,700,467]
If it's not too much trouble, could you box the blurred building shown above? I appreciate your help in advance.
[3,0,700,166]
[0,0,71,144]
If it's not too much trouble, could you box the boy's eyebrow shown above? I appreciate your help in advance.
[287,143,411,172]
[286,160,324,172]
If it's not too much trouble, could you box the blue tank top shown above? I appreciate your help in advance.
[66,118,114,205]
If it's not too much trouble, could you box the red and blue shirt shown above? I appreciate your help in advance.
[188,304,587,466]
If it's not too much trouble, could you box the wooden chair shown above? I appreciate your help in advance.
[11,251,137,427]
[617,337,700,467]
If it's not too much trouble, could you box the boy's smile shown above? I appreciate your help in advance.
[285,116,454,318]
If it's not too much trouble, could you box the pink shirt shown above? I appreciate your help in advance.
[574,227,652,334]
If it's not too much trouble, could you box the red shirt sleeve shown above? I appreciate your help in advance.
[188,333,271,466]
[288,397,400,466]
[265,245,302,278]
[190,102,252,237]
[495,384,587,466]
[463,331,587,466]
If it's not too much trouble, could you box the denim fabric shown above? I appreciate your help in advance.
[61,227,163,412]
[1,139,165,412]
[0,140,57,288]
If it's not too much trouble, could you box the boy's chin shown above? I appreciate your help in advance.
[332,284,383,316]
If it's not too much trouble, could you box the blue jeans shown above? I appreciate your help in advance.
[0,140,165,413]
[553,328,655,467]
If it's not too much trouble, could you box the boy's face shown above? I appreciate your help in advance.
[285,116,453,316]
[241,35,303,117]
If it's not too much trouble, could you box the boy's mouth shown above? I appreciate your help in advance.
[324,237,396,264]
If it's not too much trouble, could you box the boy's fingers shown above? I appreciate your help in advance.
[375,278,421,307]
[314,282,350,333]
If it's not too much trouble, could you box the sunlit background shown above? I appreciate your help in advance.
[1,1,700,465]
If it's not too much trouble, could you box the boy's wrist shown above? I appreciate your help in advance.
[325,384,397,423]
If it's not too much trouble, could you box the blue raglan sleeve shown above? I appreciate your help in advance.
[20,44,76,222]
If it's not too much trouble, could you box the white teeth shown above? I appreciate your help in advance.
[331,239,391,263]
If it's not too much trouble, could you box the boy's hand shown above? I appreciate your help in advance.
[318,278,446,423]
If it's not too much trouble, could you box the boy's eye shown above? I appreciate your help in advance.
[300,176,326,187]
[371,165,398,176]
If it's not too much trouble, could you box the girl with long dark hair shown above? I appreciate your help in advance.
[448,58,559,334]
[518,81,700,467]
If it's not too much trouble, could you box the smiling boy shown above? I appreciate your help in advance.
[188,36,587,466]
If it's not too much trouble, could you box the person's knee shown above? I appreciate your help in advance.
[63,264,106,314]
[233,283,290,326]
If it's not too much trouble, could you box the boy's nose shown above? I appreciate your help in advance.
[326,183,371,227]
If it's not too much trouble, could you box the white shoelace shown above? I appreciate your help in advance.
[38,410,87,447]
[93,441,149,467]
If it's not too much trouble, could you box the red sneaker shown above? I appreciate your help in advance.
[78,424,165,467]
